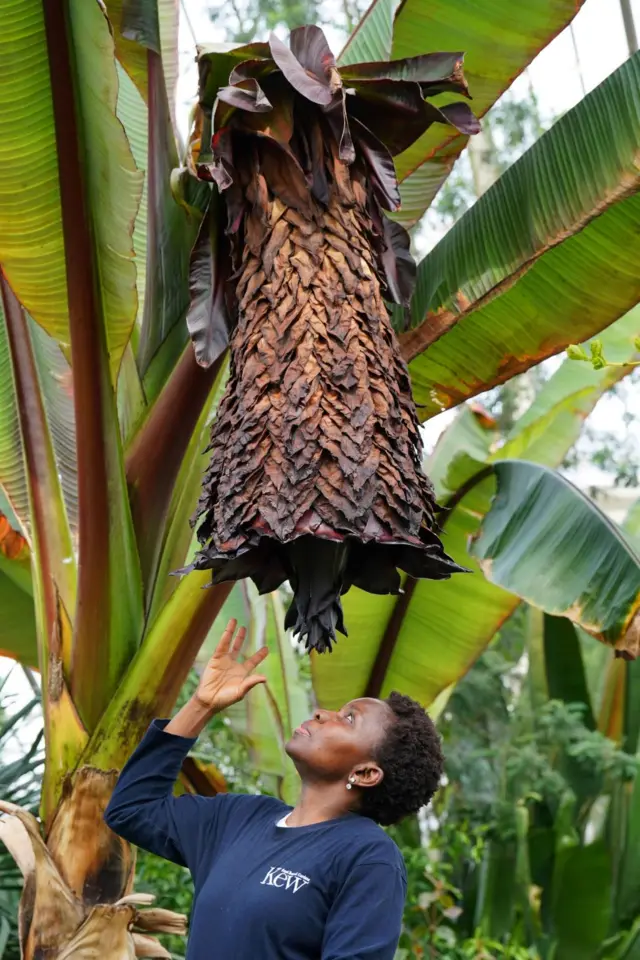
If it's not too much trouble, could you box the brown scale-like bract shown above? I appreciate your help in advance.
[186,28,479,652]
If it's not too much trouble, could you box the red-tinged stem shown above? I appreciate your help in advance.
[365,466,494,698]
[126,344,226,604]
[0,274,72,663]
[364,577,417,699]
[181,757,226,796]
[42,0,136,729]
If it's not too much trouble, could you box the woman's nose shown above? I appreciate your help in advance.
[314,709,329,722]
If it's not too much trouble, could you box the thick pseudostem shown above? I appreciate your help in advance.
[0,773,186,959]
[190,134,465,652]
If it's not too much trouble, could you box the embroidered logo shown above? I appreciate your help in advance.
[260,866,310,893]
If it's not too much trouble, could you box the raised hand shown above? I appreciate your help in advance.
[194,619,269,714]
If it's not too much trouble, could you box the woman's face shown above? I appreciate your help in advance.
[285,697,393,784]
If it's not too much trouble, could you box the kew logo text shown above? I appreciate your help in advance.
[261,866,310,893]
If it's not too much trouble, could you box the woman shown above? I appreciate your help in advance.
[105,619,444,959]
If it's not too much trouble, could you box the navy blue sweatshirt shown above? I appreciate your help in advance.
[104,720,407,960]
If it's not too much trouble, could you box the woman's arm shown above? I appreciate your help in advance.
[164,694,215,739]
[103,717,206,867]
[321,860,407,960]
[104,620,268,869]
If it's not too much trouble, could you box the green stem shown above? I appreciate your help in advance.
[82,576,232,771]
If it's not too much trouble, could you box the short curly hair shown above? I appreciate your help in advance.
[359,691,444,826]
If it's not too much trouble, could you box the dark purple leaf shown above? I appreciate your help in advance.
[268,31,333,105]
[351,118,400,210]
[214,96,236,133]
[340,51,469,98]
[346,79,431,156]
[241,77,295,144]
[229,58,278,85]
[380,217,415,306]
[254,135,315,217]
[217,79,272,113]
[201,126,235,191]
[291,104,329,204]
[224,182,246,236]
[289,25,337,79]
[418,78,470,99]
[186,200,232,368]
[197,160,234,191]
[308,115,329,204]
[324,92,355,164]
[437,101,482,134]
[198,42,273,112]
[346,85,423,157]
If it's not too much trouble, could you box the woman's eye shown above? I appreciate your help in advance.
[347,712,354,724]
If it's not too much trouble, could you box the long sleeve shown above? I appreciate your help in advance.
[104,719,221,871]
[321,859,406,960]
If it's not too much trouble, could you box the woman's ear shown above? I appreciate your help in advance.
[351,763,384,789]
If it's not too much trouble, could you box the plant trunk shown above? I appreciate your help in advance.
[0,770,186,959]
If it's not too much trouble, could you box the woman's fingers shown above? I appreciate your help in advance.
[215,618,238,656]
[244,646,269,672]
[230,625,247,659]
[242,674,267,694]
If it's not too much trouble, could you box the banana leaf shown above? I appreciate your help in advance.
[551,841,612,960]
[471,461,640,659]
[390,0,586,226]
[403,53,640,419]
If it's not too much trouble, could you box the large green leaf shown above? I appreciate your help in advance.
[116,66,148,352]
[499,307,640,468]
[543,615,595,730]
[313,318,638,709]
[551,841,612,960]
[389,0,585,227]
[104,0,179,112]
[0,570,37,667]
[3,0,147,736]
[616,770,640,929]
[0,280,76,636]
[534,613,604,809]
[28,317,78,536]
[427,404,497,497]
[133,56,204,387]
[403,53,640,418]
[0,299,29,538]
[338,0,398,65]
[471,461,640,658]
[113,43,209,411]
[474,837,517,939]
[0,0,143,379]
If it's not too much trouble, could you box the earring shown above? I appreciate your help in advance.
[346,776,356,790]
